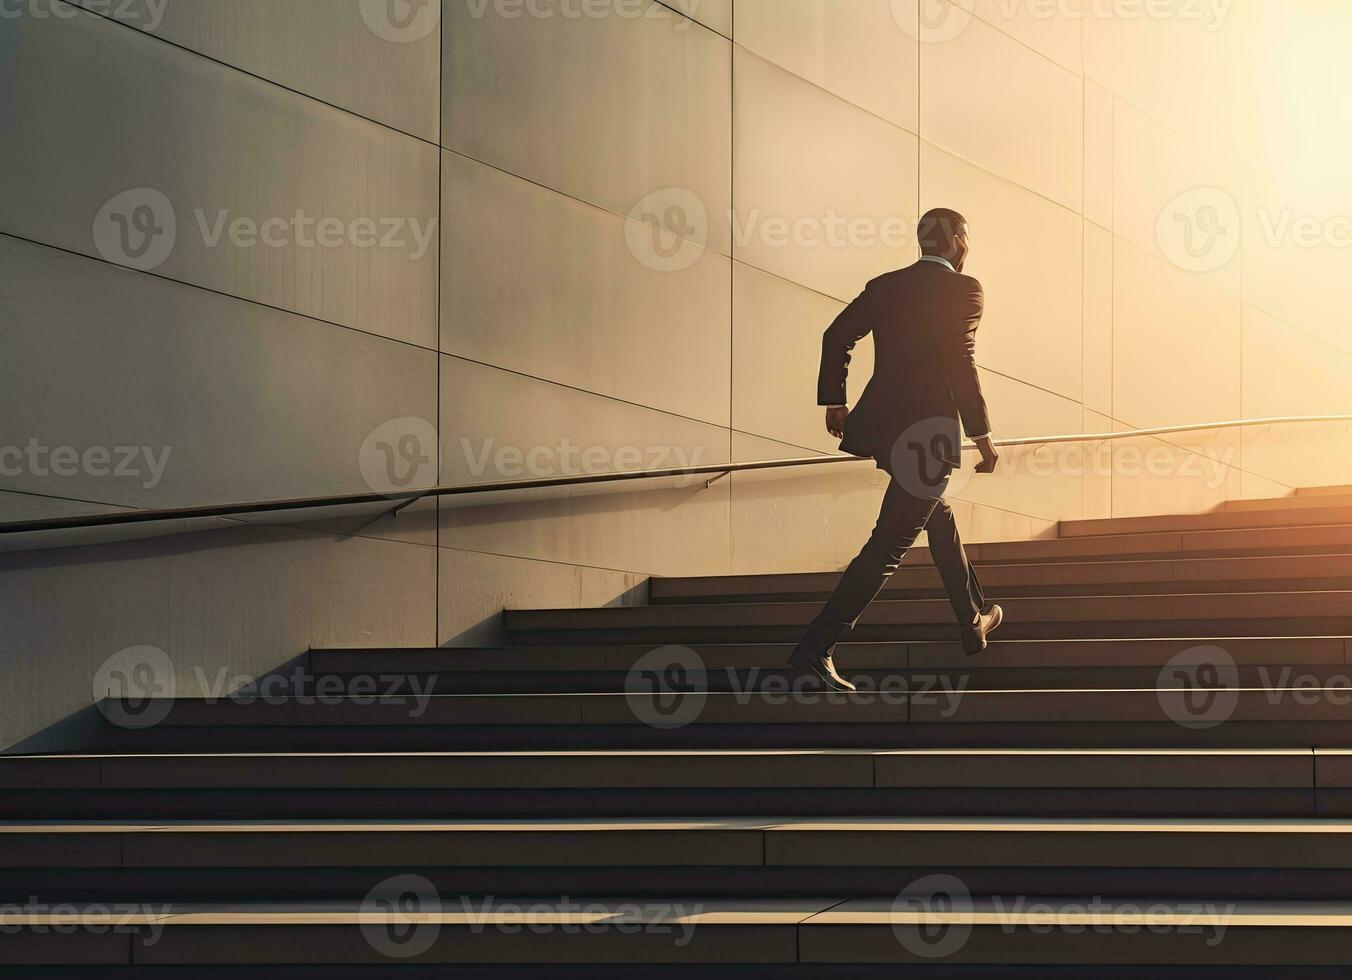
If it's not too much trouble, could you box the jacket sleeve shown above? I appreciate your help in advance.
[942,278,991,438]
[816,284,875,406]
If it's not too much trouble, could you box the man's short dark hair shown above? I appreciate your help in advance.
[917,208,968,255]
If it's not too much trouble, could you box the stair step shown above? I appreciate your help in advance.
[304,637,1352,695]
[290,666,1352,697]
[1224,495,1352,513]
[84,684,1352,753]
[800,898,1352,966]
[99,687,1352,728]
[1298,484,1352,497]
[0,898,826,968]
[1060,506,1352,539]
[13,818,1352,899]
[283,669,1349,698]
[904,523,1352,564]
[504,592,1352,645]
[650,554,1352,604]
[7,898,1352,969]
[309,637,1351,676]
[13,816,1352,869]
[0,748,1308,791]
[917,688,1352,723]
[0,749,1322,821]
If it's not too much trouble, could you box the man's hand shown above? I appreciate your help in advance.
[825,406,849,439]
[974,435,1000,474]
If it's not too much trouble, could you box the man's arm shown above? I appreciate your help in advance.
[943,278,999,472]
[817,284,876,411]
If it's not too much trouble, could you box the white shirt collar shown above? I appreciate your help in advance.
[918,254,956,273]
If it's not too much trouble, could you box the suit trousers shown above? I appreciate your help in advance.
[808,464,985,645]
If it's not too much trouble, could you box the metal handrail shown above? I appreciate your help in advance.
[1,414,1348,536]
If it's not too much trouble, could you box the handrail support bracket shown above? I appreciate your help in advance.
[390,491,428,518]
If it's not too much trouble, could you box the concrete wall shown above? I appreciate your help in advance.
[1,0,1349,749]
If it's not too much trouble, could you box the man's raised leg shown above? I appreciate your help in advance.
[925,498,1003,654]
[923,498,984,625]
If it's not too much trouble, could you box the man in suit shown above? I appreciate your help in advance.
[789,208,1004,692]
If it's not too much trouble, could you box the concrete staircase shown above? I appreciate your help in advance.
[8,487,1352,975]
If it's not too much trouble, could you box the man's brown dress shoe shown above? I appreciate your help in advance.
[961,603,1004,655]
[788,642,857,692]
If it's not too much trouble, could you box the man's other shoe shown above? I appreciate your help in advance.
[789,642,857,693]
[961,603,1004,656]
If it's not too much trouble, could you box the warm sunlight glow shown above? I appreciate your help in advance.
[1233,2,1352,353]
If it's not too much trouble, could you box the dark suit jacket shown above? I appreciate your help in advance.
[817,260,990,470]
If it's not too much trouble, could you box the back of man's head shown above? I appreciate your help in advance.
[917,208,967,256]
